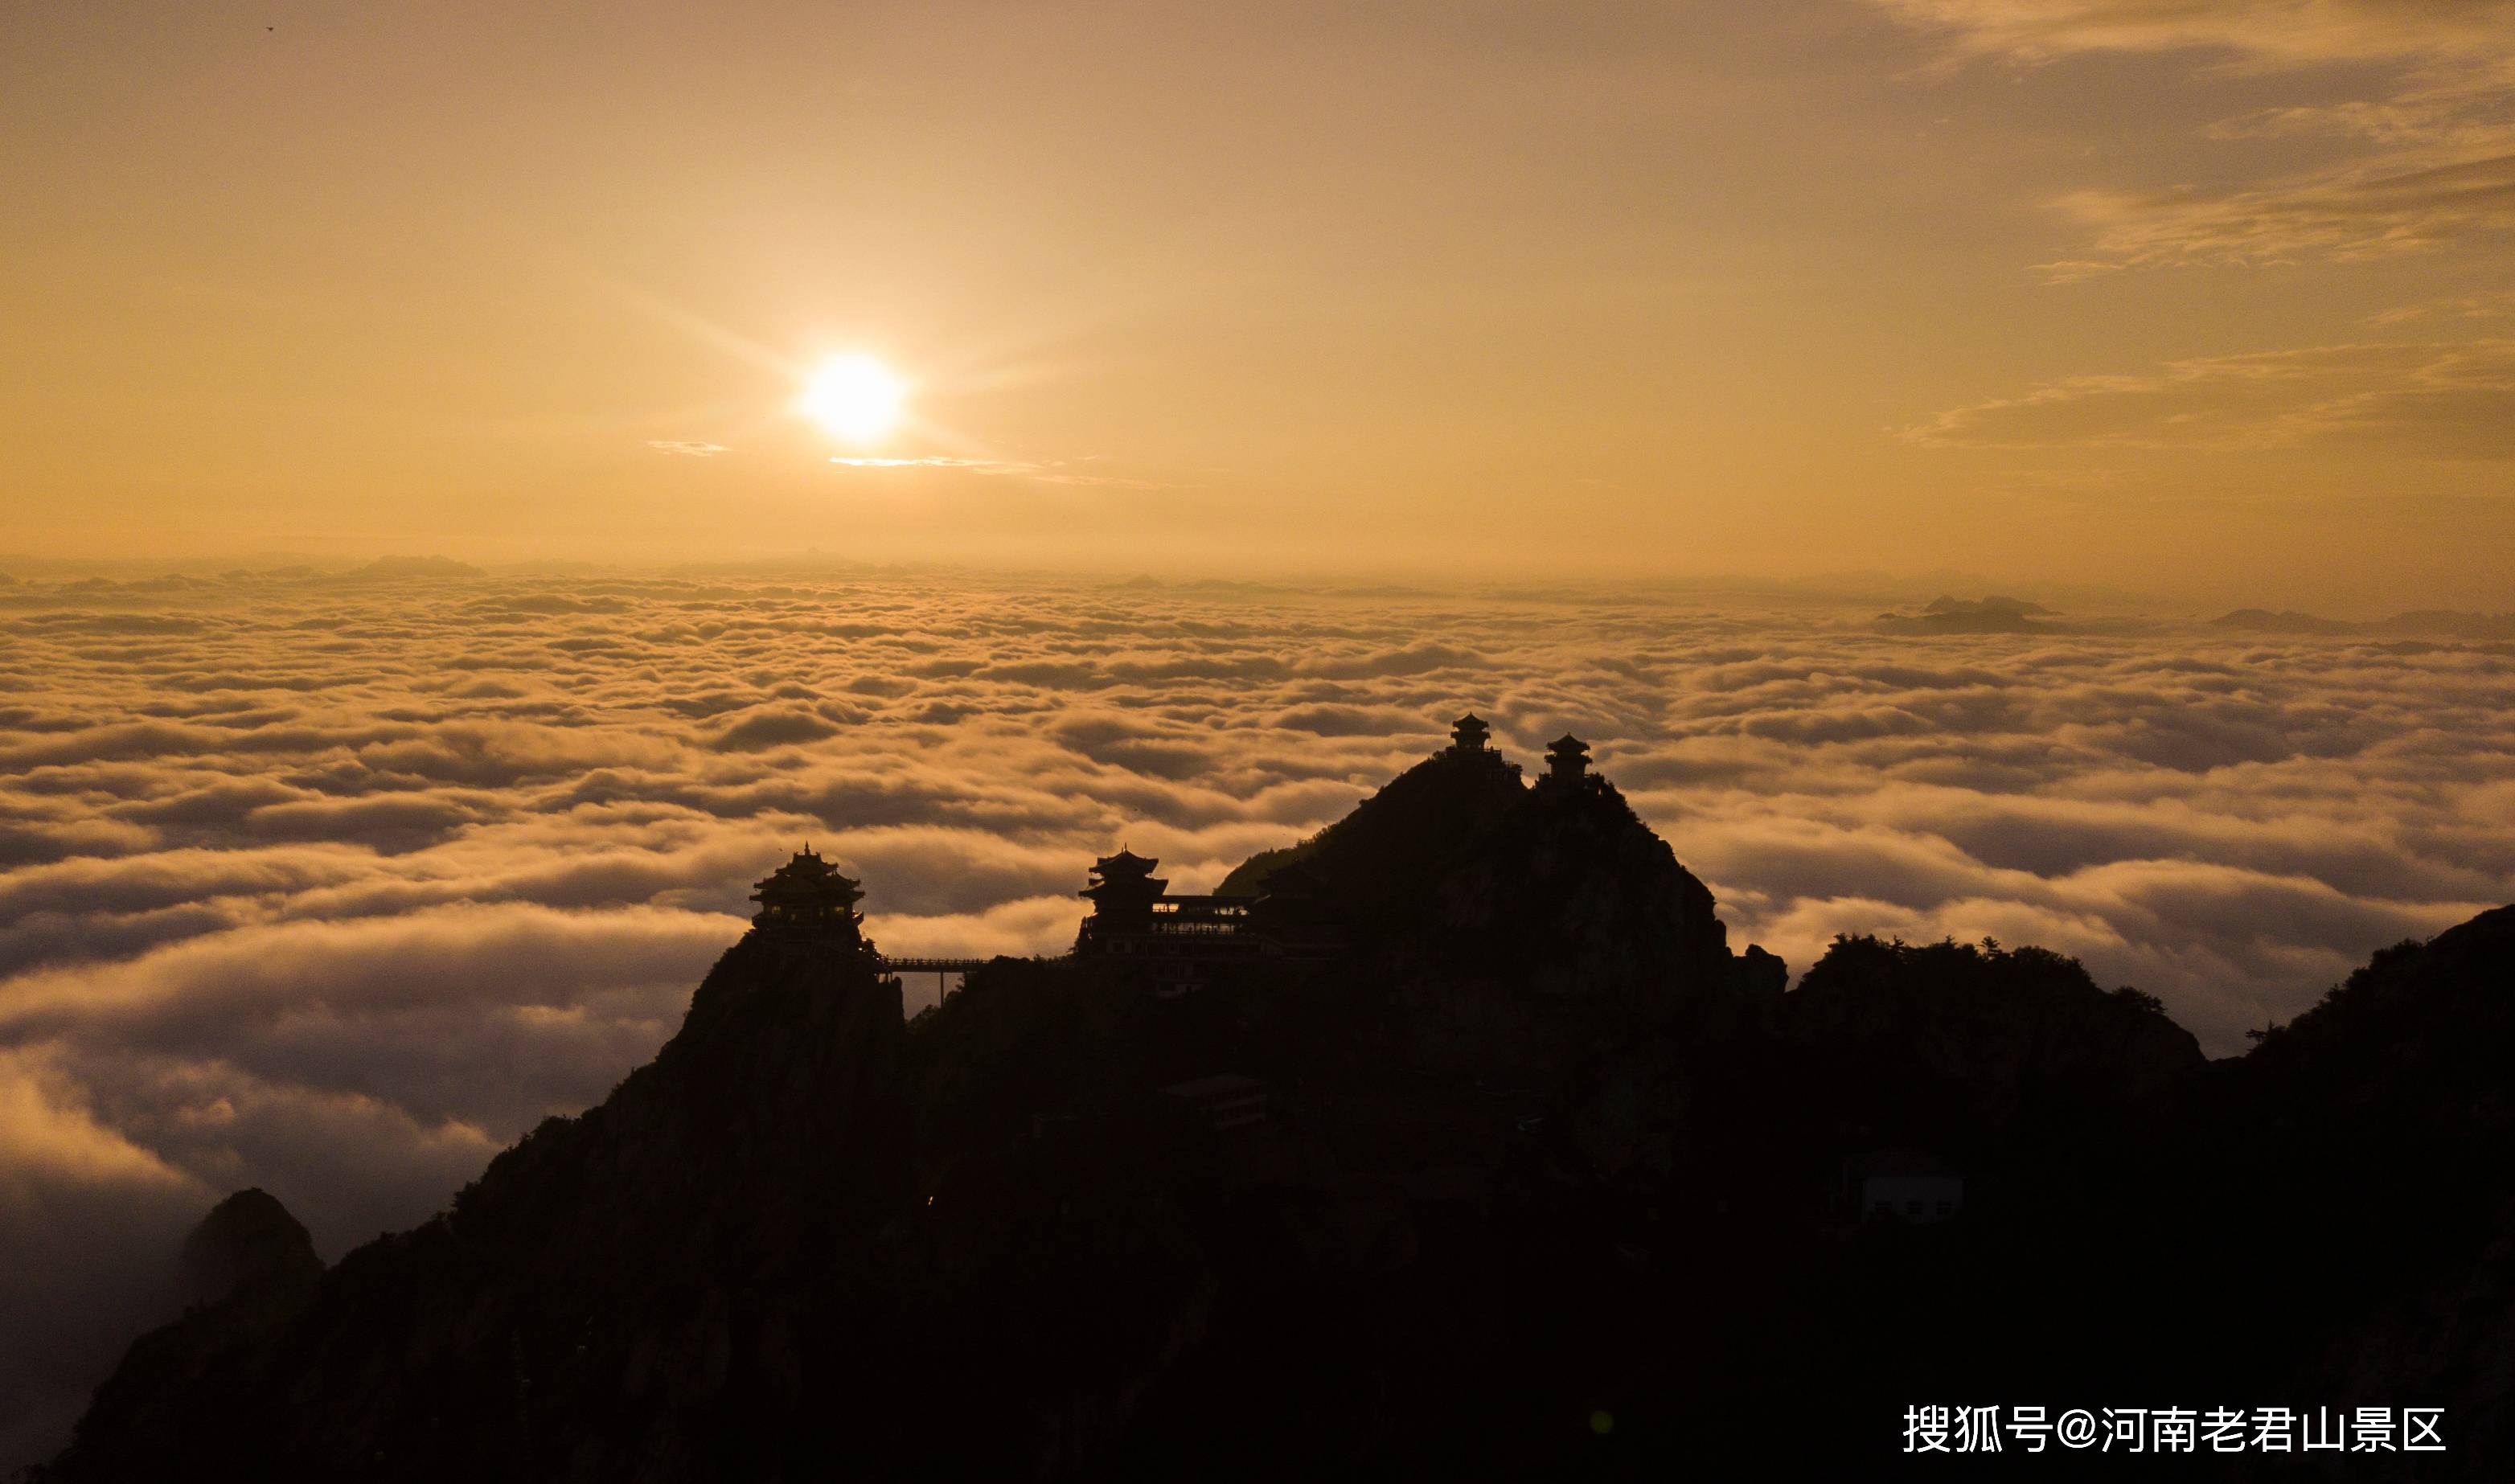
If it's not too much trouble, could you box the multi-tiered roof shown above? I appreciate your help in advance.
[1545,733,1591,781]
[749,846,866,942]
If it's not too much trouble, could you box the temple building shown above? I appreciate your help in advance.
[1161,1073,1272,1134]
[1076,848,1168,941]
[1445,711,1521,780]
[749,711,1604,993]
[1540,732,1607,794]
[1070,847,1347,981]
[1853,1149,1965,1225]
[1074,848,1260,960]
[749,846,870,949]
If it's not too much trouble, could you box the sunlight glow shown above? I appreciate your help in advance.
[798,354,908,444]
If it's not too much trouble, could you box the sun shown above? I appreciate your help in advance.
[798,353,908,444]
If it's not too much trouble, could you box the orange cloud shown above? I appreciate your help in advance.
[1904,339,2515,456]
[1878,0,2515,269]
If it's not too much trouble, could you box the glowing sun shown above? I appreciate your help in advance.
[798,354,908,443]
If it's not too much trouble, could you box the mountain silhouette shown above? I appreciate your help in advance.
[2212,606,2515,641]
[1873,595,2057,635]
[32,732,2515,1480]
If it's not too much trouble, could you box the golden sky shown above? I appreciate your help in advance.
[4,2,2511,606]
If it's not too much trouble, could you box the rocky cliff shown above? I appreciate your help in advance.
[35,749,2515,1481]
[44,934,911,1482]
[1253,741,1777,1072]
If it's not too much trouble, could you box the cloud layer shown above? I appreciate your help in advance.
[2,564,2512,1461]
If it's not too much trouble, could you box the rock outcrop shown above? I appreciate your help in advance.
[1781,934,2205,1121]
[174,1189,321,1312]
[44,1191,321,1482]
[36,737,2515,1480]
[43,933,910,1484]
[1286,737,1773,1037]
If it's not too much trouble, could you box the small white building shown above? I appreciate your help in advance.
[1162,1073,1271,1134]
[1857,1149,1964,1224]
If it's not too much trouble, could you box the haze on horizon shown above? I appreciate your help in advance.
[5,1,2512,609]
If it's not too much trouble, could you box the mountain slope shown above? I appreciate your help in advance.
[37,752,2515,1479]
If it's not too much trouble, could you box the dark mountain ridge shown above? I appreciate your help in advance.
[1873,595,2059,635]
[34,736,2515,1480]
[2213,607,2515,640]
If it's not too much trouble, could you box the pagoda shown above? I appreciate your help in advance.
[1071,847,1292,965]
[749,846,866,945]
[1077,848,1167,945]
[1448,712,1492,753]
[1544,733,1591,784]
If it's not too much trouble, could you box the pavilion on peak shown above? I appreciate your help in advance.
[1545,733,1591,782]
[749,846,867,944]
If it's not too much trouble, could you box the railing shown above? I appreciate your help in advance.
[881,957,995,974]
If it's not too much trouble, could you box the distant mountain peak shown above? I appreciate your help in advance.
[2209,607,2515,639]
[1877,596,2058,635]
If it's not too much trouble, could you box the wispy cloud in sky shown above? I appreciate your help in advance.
[1906,339,2515,455]
[2365,287,2515,326]
[2037,156,2515,277]
[1875,0,2515,69]
[1878,0,2515,272]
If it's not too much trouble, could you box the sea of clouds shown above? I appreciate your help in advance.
[3,564,2513,1461]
